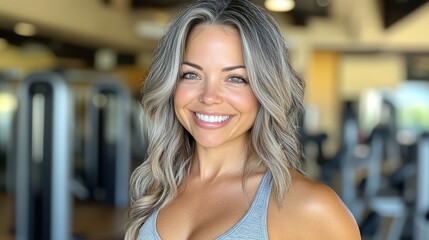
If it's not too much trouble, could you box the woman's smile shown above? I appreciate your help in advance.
[191,112,234,130]
[194,112,231,123]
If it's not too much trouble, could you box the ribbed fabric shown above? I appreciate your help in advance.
[138,171,272,240]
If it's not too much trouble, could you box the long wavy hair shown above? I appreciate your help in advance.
[125,0,305,239]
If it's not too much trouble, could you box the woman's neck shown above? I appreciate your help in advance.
[191,141,248,181]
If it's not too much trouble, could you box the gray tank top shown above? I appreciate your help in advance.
[137,171,272,240]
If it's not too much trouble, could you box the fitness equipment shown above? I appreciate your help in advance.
[365,127,407,240]
[317,101,358,188]
[361,90,428,240]
[84,76,131,207]
[15,72,74,240]
[414,132,429,240]
[130,97,149,162]
[0,71,19,193]
[342,122,385,224]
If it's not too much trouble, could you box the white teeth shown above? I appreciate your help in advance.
[195,113,231,123]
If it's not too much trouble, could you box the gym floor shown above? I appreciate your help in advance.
[0,192,127,240]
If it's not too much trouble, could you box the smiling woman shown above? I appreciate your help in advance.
[174,25,259,149]
[126,0,361,240]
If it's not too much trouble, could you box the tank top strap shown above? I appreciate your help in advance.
[216,170,272,239]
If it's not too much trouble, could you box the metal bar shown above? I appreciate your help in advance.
[0,75,19,193]
[85,75,131,207]
[414,132,429,240]
[15,72,73,240]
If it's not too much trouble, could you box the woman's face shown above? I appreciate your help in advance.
[174,25,259,149]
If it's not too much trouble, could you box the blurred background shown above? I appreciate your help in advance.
[0,0,429,239]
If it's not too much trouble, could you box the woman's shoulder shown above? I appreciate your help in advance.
[267,170,361,240]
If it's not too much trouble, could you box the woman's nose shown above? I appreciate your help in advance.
[198,80,222,105]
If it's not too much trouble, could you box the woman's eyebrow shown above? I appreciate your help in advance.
[222,65,246,72]
[182,61,202,70]
[182,61,246,72]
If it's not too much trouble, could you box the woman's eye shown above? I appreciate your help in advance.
[228,76,247,84]
[181,72,199,79]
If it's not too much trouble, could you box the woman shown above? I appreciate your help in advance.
[126,0,361,239]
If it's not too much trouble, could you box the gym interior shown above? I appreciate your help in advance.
[1,0,429,239]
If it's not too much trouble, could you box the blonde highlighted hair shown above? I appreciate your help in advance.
[125,0,305,239]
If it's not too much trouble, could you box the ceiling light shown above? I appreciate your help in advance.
[14,22,37,37]
[265,0,295,12]
[134,21,166,39]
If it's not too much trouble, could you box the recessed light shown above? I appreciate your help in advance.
[14,22,37,37]
[265,0,295,12]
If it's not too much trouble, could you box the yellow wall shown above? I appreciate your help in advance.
[0,45,56,75]
[305,51,340,156]
[338,53,406,99]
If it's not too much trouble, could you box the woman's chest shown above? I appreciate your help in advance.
[153,172,269,240]
[156,186,252,240]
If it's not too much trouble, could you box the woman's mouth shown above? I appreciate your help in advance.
[195,113,231,123]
